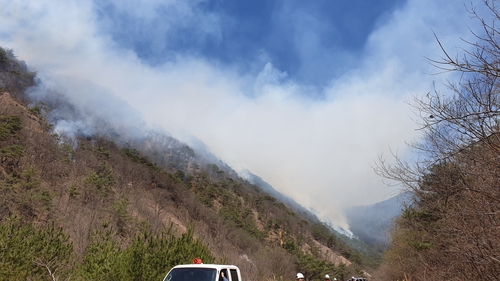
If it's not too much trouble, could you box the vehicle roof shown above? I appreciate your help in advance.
[170,264,240,270]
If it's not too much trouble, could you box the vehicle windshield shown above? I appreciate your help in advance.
[164,268,217,281]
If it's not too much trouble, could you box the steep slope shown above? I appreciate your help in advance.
[0,47,378,280]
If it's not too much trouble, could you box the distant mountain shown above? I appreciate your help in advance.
[344,192,413,248]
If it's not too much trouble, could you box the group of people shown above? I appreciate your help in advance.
[296,272,359,281]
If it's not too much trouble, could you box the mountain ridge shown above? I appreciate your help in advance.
[0,47,379,279]
[345,192,412,248]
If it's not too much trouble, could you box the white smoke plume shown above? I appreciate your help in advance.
[0,0,484,230]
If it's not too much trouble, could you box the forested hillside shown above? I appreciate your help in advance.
[0,47,377,280]
[374,1,500,280]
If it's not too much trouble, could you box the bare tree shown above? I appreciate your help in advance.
[376,1,500,280]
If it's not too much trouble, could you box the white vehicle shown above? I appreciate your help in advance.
[162,262,242,281]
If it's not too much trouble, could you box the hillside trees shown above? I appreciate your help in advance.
[0,216,73,281]
[0,47,36,102]
[77,225,215,281]
[377,1,500,279]
[0,46,377,280]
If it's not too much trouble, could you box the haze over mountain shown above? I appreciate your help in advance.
[0,48,380,279]
[0,0,486,231]
[345,192,412,247]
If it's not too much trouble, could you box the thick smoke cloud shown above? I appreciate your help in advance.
[0,0,482,229]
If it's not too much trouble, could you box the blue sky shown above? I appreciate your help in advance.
[94,0,405,87]
[0,0,484,229]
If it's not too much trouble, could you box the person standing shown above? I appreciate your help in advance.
[296,273,305,281]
